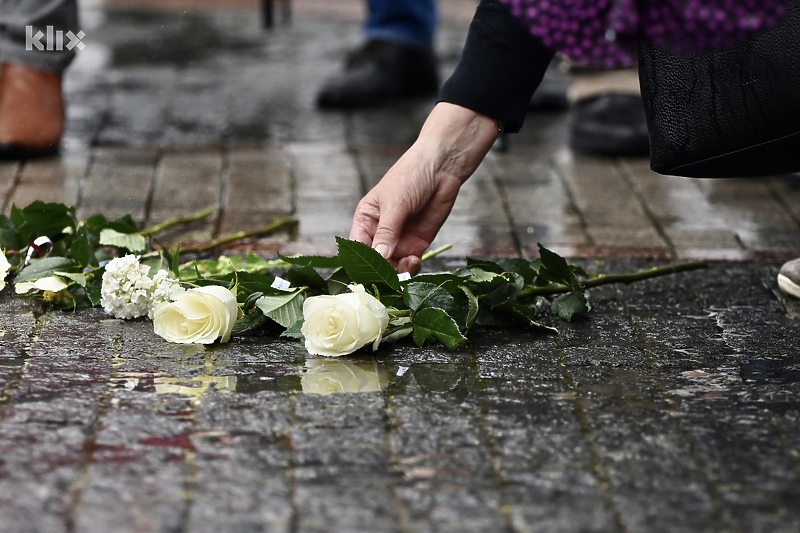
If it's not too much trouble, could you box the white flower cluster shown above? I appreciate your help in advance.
[148,269,183,319]
[100,255,183,320]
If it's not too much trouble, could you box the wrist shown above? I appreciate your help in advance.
[415,102,499,184]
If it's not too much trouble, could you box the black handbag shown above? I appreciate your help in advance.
[637,0,800,178]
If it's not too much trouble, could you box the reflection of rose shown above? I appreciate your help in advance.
[301,359,382,395]
[301,284,389,357]
[154,376,237,398]
[153,286,238,344]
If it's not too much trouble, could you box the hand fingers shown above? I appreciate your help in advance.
[397,255,422,276]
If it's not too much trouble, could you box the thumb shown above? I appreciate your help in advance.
[370,209,407,261]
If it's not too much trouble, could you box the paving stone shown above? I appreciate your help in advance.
[10,152,89,208]
[1,1,800,530]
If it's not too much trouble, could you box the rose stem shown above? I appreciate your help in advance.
[421,243,453,262]
[175,217,299,255]
[140,207,216,237]
[519,260,708,298]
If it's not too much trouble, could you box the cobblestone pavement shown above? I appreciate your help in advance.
[1,1,800,532]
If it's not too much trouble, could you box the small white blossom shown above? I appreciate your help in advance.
[100,255,154,319]
[148,269,184,319]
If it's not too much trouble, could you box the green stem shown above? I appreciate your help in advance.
[175,217,298,255]
[140,207,216,237]
[421,243,453,262]
[519,260,708,298]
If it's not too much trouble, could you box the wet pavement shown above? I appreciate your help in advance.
[2,1,800,531]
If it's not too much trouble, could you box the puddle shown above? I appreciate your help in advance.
[110,358,477,399]
[741,356,800,385]
[300,359,385,395]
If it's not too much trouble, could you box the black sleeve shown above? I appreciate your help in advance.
[438,0,555,133]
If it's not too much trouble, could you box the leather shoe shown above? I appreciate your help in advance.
[0,62,65,161]
[569,94,649,157]
[317,40,439,109]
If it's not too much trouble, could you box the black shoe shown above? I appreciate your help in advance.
[569,94,650,156]
[316,40,439,109]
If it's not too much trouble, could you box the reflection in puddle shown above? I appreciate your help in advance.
[116,375,237,399]
[301,359,385,395]
[112,359,476,398]
[389,363,474,399]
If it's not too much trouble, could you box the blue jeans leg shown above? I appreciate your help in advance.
[364,0,437,50]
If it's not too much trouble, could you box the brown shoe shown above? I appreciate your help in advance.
[0,62,65,160]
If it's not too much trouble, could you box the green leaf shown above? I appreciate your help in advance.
[55,271,87,287]
[382,326,413,344]
[404,281,457,312]
[464,258,505,274]
[107,214,139,234]
[498,257,539,284]
[407,273,463,286]
[460,285,479,330]
[551,291,591,322]
[537,243,582,291]
[491,299,556,331]
[99,228,148,253]
[10,201,75,244]
[458,266,505,286]
[336,237,400,292]
[232,310,269,335]
[287,264,327,292]
[85,281,102,307]
[15,257,76,283]
[0,214,22,251]
[70,232,97,267]
[278,252,341,269]
[280,317,305,339]
[255,289,305,328]
[482,272,524,307]
[412,307,468,349]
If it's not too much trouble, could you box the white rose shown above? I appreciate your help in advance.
[152,285,238,344]
[301,284,389,357]
[300,359,382,395]
[0,252,10,291]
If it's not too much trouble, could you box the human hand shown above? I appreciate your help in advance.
[349,103,499,275]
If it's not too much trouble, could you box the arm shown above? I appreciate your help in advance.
[349,0,555,274]
[349,102,500,275]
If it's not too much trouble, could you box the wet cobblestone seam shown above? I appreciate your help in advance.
[562,346,627,532]
[65,319,125,533]
[617,161,676,258]
[0,309,121,531]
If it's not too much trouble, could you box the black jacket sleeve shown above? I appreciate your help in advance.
[438,0,554,133]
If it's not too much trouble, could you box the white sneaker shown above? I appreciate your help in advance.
[777,257,800,298]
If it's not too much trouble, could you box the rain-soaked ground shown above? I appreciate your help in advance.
[2,1,800,531]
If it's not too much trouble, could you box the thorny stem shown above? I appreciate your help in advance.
[174,217,298,255]
[519,260,708,298]
[140,207,216,237]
